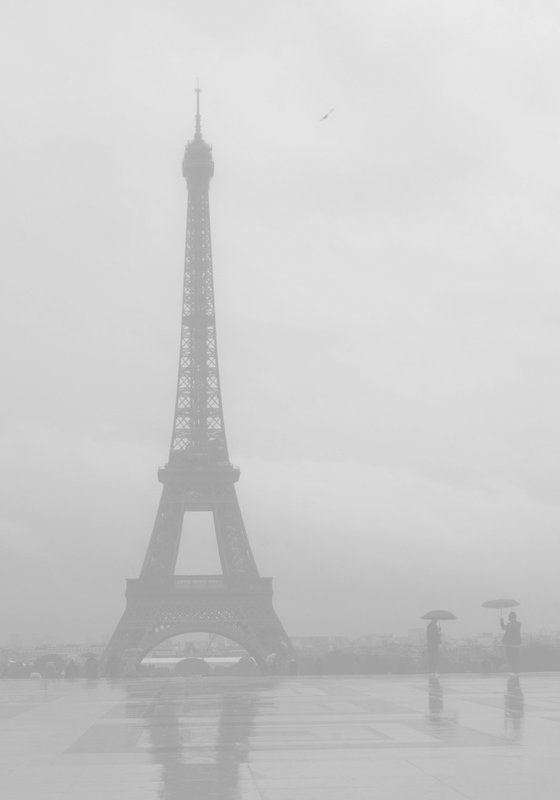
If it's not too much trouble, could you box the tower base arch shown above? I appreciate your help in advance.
[103,576,292,675]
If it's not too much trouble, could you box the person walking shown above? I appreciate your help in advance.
[84,656,98,679]
[426,619,441,675]
[64,659,80,679]
[501,611,522,674]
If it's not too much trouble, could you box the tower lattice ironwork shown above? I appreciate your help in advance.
[105,90,292,673]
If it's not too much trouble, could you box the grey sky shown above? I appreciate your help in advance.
[2,0,560,643]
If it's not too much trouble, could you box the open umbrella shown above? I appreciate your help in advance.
[421,610,457,620]
[482,598,519,610]
[482,598,519,622]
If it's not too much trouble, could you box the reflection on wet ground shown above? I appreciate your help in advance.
[139,681,264,799]
[2,674,560,798]
[504,675,524,743]
[425,674,526,748]
[428,674,444,718]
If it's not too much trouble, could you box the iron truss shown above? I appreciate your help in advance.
[104,91,292,673]
[170,126,227,460]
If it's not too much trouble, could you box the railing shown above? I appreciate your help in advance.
[173,576,228,592]
[127,576,272,595]
[173,576,272,594]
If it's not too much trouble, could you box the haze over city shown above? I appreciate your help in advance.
[2,0,560,645]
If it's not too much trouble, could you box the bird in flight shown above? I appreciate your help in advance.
[319,107,335,122]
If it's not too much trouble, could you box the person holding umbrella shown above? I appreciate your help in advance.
[501,611,522,674]
[421,610,456,675]
[426,620,441,675]
[482,599,521,675]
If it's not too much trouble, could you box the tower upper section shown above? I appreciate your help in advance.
[167,89,229,469]
[182,88,214,184]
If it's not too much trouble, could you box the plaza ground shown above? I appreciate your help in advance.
[1,673,559,799]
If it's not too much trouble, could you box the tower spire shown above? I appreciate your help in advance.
[195,83,202,138]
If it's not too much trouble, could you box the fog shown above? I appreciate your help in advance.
[2,0,560,644]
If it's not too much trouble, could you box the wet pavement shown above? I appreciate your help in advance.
[1,673,560,798]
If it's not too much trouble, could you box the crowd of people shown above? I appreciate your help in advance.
[0,655,99,680]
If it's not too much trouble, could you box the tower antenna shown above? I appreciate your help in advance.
[195,82,202,137]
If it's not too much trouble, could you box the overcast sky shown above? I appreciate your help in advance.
[2,0,560,645]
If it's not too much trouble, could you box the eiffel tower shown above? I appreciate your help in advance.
[104,90,292,674]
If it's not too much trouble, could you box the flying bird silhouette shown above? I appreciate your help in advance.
[319,107,335,121]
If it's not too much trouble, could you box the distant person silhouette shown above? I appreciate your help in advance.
[64,659,80,679]
[426,620,441,674]
[287,657,298,675]
[501,611,522,674]
[84,656,99,679]
[105,651,120,678]
[265,652,277,675]
[44,661,58,679]
[7,660,27,678]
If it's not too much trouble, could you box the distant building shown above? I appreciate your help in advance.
[407,629,425,645]
[31,642,104,659]
[292,636,330,652]
[474,633,496,647]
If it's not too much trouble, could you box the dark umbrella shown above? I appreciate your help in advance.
[482,598,519,622]
[482,598,519,610]
[421,610,457,620]
[174,657,209,677]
